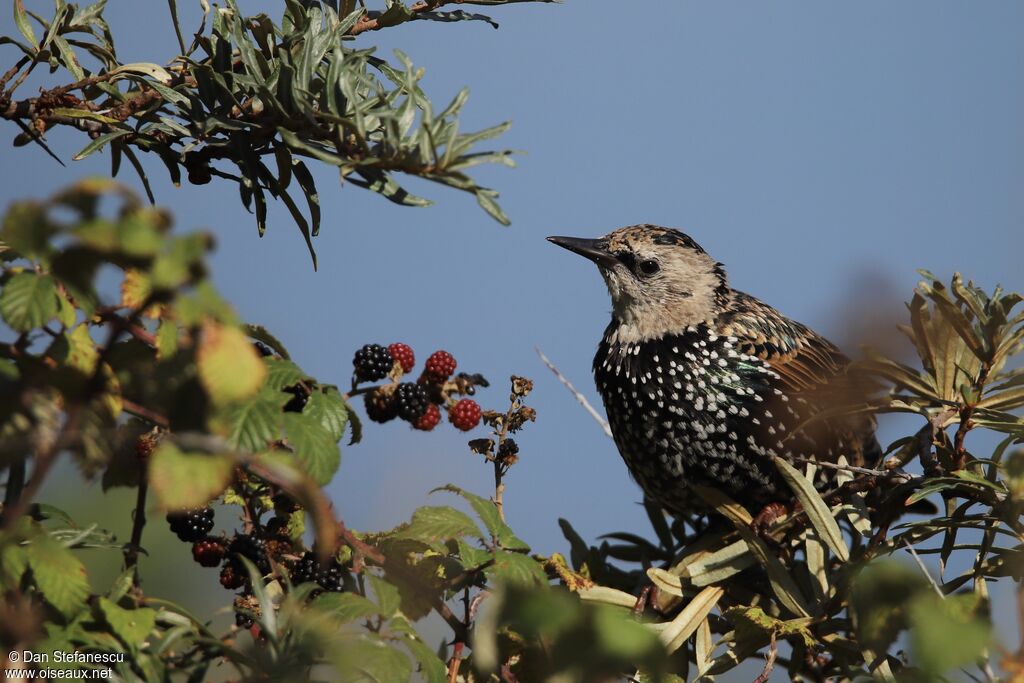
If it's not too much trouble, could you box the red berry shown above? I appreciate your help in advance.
[414,404,442,431]
[192,539,225,567]
[449,399,481,431]
[220,564,244,589]
[388,343,415,373]
[424,350,457,383]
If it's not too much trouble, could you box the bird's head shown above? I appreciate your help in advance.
[548,225,729,341]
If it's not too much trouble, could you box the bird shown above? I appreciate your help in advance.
[548,225,880,523]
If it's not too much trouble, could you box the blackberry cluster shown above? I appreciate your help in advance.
[353,344,393,382]
[227,533,271,575]
[414,404,442,431]
[395,383,430,422]
[167,507,215,542]
[291,551,345,593]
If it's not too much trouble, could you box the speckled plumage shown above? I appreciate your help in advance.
[550,225,880,516]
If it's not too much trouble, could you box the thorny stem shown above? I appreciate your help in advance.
[2,460,25,521]
[125,480,149,585]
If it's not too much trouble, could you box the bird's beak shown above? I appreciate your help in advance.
[547,235,618,268]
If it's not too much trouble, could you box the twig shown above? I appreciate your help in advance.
[753,632,778,683]
[903,539,944,598]
[0,55,30,91]
[124,480,149,585]
[123,400,169,428]
[535,347,612,438]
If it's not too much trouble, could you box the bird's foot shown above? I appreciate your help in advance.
[750,501,789,538]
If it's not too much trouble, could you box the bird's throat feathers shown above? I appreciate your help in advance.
[602,262,729,345]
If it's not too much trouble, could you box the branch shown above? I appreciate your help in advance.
[536,347,611,438]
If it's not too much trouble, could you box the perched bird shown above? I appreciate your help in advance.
[548,225,879,521]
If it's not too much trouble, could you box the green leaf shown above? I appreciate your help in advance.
[314,591,380,622]
[219,389,287,452]
[72,129,132,161]
[14,0,38,49]
[367,574,401,617]
[283,412,340,485]
[148,443,233,510]
[435,484,528,550]
[264,358,307,390]
[485,550,547,586]
[394,505,481,547]
[304,389,349,442]
[774,457,849,562]
[910,592,992,675]
[402,633,447,683]
[198,322,268,405]
[26,532,89,618]
[333,634,413,683]
[0,271,59,331]
[96,598,157,649]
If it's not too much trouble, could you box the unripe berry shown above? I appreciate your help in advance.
[423,350,457,383]
[388,343,415,373]
[448,399,481,431]
[414,403,441,431]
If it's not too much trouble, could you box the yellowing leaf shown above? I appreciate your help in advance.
[198,322,266,405]
[148,443,233,510]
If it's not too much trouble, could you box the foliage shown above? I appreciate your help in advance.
[0,0,553,267]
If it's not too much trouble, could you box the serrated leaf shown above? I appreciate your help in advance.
[314,591,379,622]
[96,598,157,649]
[394,505,481,547]
[304,389,349,442]
[283,412,340,486]
[26,532,89,618]
[148,443,233,510]
[244,323,291,359]
[434,484,528,550]
[197,322,267,405]
[485,550,547,586]
[0,271,59,331]
[220,389,287,452]
[264,358,306,390]
[367,574,401,617]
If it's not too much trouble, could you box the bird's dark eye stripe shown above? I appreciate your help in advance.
[614,251,635,269]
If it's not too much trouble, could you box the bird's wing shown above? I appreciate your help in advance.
[718,292,849,393]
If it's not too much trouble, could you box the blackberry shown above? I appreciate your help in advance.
[235,611,255,629]
[353,344,393,383]
[423,350,457,383]
[448,399,482,432]
[364,389,398,423]
[395,382,430,423]
[192,539,225,567]
[167,507,215,542]
[227,534,271,575]
[220,564,244,590]
[414,403,442,431]
[290,551,345,593]
[290,551,318,586]
[283,385,308,413]
[388,343,416,373]
[253,341,274,357]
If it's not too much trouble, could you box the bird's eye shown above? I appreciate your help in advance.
[638,259,660,276]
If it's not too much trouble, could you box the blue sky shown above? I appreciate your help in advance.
[3,0,1023,667]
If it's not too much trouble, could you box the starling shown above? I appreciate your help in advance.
[548,225,879,518]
